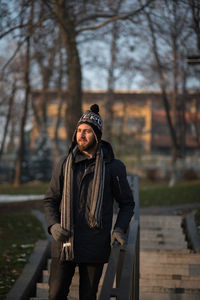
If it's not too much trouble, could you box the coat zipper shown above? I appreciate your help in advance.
[116,176,122,194]
[79,163,94,202]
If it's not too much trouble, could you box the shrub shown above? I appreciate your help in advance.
[182,168,199,180]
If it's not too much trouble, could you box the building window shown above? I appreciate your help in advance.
[126,117,145,132]
[113,117,123,130]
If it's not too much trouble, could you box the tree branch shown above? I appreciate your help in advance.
[42,0,154,35]
[76,0,155,33]
[0,23,28,39]
[0,15,47,76]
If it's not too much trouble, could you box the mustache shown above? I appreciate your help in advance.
[78,138,87,142]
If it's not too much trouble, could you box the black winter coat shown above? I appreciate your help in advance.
[44,140,134,263]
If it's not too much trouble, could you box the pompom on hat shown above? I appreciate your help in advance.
[76,104,103,142]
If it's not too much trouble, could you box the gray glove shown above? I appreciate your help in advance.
[111,227,127,246]
[50,223,70,242]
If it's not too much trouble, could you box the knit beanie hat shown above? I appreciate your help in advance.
[77,104,103,142]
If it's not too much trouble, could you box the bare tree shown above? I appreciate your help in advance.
[31,27,58,144]
[41,0,154,145]
[189,0,200,51]
[52,46,65,161]
[13,0,33,186]
[0,81,16,162]
[0,0,154,184]
[139,0,194,185]
[104,1,122,141]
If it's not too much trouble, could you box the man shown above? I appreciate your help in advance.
[44,104,135,300]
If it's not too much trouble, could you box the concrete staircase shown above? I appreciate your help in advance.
[140,215,200,300]
[30,257,78,300]
[30,257,106,300]
[30,215,200,300]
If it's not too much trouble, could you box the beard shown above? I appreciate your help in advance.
[77,137,97,152]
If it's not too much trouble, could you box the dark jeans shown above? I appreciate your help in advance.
[49,258,104,300]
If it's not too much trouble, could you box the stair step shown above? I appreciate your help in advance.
[141,233,186,240]
[140,238,187,245]
[140,263,200,276]
[140,292,200,300]
[141,240,186,246]
[140,273,200,281]
[141,226,183,231]
[140,215,183,223]
[141,243,187,250]
[47,259,51,272]
[140,251,200,263]
[141,227,184,237]
[36,283,48,298]
[141,229,185,236]
[140,285,200,294]
[30,298,48,300]
[42,270,48,283]
[140,278,200,289]
[36,282,79,298]
[31,298,77,300]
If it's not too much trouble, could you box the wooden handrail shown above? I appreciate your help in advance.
[98,174,140,300]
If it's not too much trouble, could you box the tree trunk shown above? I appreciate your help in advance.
[13,38,30,186]
[13,2,32,186]
[104,20,119,141]
[145,8,180,186]
[52,47,64,161]
[53,1,82,146]
[179,57,187,158]
[193,99,200,149]
[190,0,200,51]
[0,82,16,162]
[169,6,179,187]
[52,93,63,160]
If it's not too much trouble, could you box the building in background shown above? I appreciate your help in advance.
[30,90,200,155]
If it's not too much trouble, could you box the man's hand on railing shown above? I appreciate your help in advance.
[111,227,127,247]
[50,223,70,242]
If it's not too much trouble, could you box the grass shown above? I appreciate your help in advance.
[0,182,49,195]
[0,214,46,300]
[0,180,200,207]
[139,180,200,207]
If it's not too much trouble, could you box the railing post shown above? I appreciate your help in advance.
[133,175,140,300]
[99,174,140,300]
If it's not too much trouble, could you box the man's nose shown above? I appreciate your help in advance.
[80,131,85,138]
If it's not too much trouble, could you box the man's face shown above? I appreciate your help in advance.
[76,123,96,152]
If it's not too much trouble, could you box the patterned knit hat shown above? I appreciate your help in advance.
[77,104,103,141]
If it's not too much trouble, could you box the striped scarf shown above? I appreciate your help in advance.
[60,145,105,261]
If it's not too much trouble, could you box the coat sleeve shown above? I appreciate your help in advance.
[111,159,135,231]
[43,156,66,233]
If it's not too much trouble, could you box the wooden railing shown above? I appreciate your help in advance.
[98,175,140,300]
